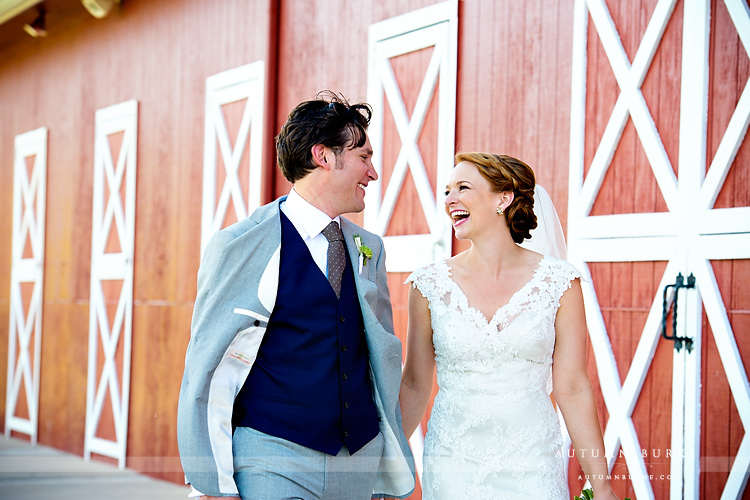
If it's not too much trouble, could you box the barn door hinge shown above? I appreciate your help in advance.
[661,272,696,353]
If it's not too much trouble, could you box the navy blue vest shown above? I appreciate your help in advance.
[233,212,380,455]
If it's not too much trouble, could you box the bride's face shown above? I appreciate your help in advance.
[444,161,506,240]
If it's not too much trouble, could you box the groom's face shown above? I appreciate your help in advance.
[328,135,377,215]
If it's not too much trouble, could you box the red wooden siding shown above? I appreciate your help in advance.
[0,0,274,483]
[455,0,575,227]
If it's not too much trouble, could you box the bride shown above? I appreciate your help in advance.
[400,153,618,500]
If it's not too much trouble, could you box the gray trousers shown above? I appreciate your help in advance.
[232,426,385,500]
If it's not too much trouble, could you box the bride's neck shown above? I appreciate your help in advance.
[462,236,525,277]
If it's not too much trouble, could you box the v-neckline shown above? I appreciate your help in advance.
[440,256,547,325]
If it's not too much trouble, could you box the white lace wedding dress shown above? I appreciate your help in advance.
[407,255,581,500]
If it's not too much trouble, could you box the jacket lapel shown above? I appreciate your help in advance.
[341,219,377,282]
[245,197,285,315]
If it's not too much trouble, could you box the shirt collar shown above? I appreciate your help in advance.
[283,188,341,240]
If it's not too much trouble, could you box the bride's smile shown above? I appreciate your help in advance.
[444,160,509,239]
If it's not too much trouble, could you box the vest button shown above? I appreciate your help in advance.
[343,431,349,438]
[344,402,349,409]
[339,316,346,323]
[342,373,348,380]
[341,345,347,352]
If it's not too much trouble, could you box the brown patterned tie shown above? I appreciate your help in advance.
[322,221,346,298]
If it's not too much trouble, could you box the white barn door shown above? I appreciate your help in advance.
[84,100,138,468]
[568,0,750,498]
[201,62,265,256]
[365,0,458,273]
[5,127,47,444]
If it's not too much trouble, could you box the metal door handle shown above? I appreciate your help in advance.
[661,272,696,352]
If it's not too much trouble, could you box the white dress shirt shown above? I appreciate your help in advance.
[280,188,340,278]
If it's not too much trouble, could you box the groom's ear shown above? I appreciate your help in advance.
[311,144,330,169]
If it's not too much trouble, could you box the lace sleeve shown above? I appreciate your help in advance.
[558,259,582,282]
[404,264,436,302]
[405,266,430,300]
[548,258,583,307]
[405,261,452,317]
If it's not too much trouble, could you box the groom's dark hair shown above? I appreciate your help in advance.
[276,90,373,183]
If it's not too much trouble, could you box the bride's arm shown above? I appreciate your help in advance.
[399,286,436,439]
[552,278,618,500]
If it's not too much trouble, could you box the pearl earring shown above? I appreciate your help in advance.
[496,206,504,216]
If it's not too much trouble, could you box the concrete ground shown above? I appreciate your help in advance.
[0,436,191,500]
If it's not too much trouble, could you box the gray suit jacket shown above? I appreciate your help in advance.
[177,197,415,498]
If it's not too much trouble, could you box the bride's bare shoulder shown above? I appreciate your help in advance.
[444,251,470,272]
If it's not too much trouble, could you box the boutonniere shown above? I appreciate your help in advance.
[353,234,372,274]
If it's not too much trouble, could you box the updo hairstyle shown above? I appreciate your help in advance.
[454,152,537,243]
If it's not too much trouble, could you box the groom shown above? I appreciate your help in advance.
[177,91,415,500]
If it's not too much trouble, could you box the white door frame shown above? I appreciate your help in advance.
[201,61,265,257]
[84,99,138,469]
[5,127,47,444]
